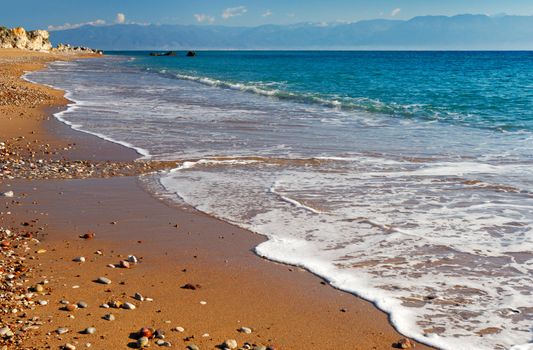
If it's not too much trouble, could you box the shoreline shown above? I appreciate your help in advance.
[0,48,433,349]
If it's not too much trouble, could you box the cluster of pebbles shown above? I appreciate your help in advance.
[0,137,175,180]
[0,225,47,349]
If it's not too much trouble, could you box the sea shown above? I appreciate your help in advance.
[26,51,533,350]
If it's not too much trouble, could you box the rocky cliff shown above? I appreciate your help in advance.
[0,26,52,51]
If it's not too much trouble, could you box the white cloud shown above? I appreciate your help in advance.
[48,19,106,31]
[391,8,401,17]
[222,6,247,20]
[194,14,215,23]
[116,13,126,24]
[262,10,273,17]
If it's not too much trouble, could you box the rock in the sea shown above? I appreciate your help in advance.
[96,277,111,285]
[186,51,197,57]
[224,339,238,349]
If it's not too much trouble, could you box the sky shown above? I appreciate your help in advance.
[2,0,533,30]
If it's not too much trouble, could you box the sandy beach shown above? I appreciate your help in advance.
[0,49,433,350]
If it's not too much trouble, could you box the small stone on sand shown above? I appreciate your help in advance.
[96,277,111,285]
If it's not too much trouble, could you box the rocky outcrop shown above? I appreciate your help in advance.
[0,26,52,51]
[52,43,103,55]
[0,26,102,54]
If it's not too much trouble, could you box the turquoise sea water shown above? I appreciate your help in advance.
[118,51,533,132]
[27,51,533,350]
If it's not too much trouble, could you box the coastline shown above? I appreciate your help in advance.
[0,49,433,349]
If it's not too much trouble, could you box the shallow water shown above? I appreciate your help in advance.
[27,52,533,350]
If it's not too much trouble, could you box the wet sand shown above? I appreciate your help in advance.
[0,48,433,349]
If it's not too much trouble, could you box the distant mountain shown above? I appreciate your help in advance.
[50,14,533,50]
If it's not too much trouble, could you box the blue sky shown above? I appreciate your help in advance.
[2,0,533,30]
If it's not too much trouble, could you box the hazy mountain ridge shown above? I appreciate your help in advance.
[50,14,533,50]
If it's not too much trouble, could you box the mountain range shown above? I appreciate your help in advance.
[49,14,533,50]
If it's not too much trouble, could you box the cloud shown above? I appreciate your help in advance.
[194,14,215,23]
[116,13,126,24]
[262,10,273,17]
[391,8,401,17]
[222,6,247,20]
[47,19,106,31]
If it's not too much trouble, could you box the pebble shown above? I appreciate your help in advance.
[73,256,86,263]
[175,327,184,332]
[199,301,207,305]
[127,255,139,264]
[38,300,48,306]
[83,327,96,335]
[155,329,165,339]
[156,340,172,347]
[253,346,267,350]
[122,302,136,310]
[1,191,14,197]
[120,260,130,268]
[100,303,110,309]
[63,344,76,350]
[33,284,44,293]
[56,327,69,335]
[224,339,238,349]
[187,345,199,350]
[65,304,78,312]
[134,292,144,301]
[239,327,252,334]
[96,277,111,285]
[103,313,115,321]
[397,338,416,349]
[77,301,88,309]
[137,336,149,348]
[0,326,14,338]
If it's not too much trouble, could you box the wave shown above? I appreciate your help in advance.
[149,69,531,133]
[23,66,152,159]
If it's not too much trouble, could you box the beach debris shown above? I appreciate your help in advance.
[96,276,112,284]
[82,327,96,335]
[181,283,201,290]
[1,191,14,197]
[80,232,95,240]
[239,327,253,334]
[103,313,115,321]
[223,339,238,349]
[396,338,416,349]
[73,256,86,263]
